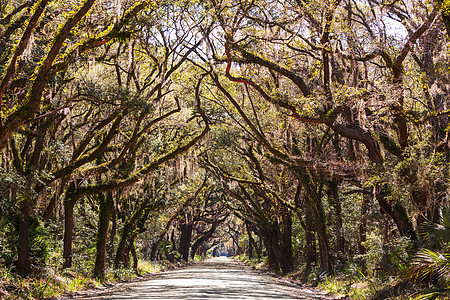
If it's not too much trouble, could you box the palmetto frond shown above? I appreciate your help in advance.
[408,209,450,299]
[414,288,450,300]
[407,249,450,283]
[419,208,450,242]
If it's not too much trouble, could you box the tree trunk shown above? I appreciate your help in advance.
[122,249,130,268]
[304,210,317,274]
[330,180,345,261]
[63,196,76,269]
[42,177,67,221]
[150,243,158,261]
[108,206,117,261]
[375,185,417,243]
[317,223,332,273]
[246,222,262,259]
[296,170,332,273]
[278,211,294,274]
[246,222,255,259]
[262,228,279,271]
[248,235,253,258]
[130,240,138,271]
[93,191,114,279]
[230,230,242,255]
[17,198,31,276]
[358,194,369,255]
[114,202,145,268]
[179,223,193,261]
[114,221,133,268]
[307,185,333,273]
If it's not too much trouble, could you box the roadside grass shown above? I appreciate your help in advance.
[137,259,167,274]
[317,276,377,299]
[0,260,172,299]
[0,272,100,300]
[234,254,419,300]
[235,253,267,270]
[316,270,422,299]
[193,254,204,262]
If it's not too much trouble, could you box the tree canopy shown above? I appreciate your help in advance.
[1,0,450,298]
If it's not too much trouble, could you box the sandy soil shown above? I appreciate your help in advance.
[59,257,341,300]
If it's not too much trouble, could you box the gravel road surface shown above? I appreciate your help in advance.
[64,257,338,299]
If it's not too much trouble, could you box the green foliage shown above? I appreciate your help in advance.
[404,210,450,299]
[307,265,328,286]
[0,168,26,212]
[360,232,412,278]
[414,288,450,300]
[110,267,136,281]
[29,220,54,271]
[193,254,203,261]
[346,261,366,280]
[0,219,17,270]
[137,260,166,273]
[440,0,450,16]
[318,277,375,299]
[422,208,450,242]
[407,249,450,283]
[158,240,180,261]
[235,253,266,270]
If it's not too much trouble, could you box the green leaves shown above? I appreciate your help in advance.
[420,208,450,241]
[408,249,450,282]
[405,209,450,298]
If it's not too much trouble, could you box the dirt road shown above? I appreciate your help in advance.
[72,257,338,299]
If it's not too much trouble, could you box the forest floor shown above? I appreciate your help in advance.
[57,257,341,299]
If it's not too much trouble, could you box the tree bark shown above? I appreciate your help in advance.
[114,220,134,268]
[130,239,138,271]
[17,198,31,276]
[278,210,294,274]
[42,177,68,221]
[303,175,333,273]
[303,209,317,275]
[358,194,369,256]
[375,185,417,243]
[245,222,256,259]
[179,223,193,261]
[262,227,279,271]
[329,180,345,261]
[93,191,114,279]
[63,196,76,269]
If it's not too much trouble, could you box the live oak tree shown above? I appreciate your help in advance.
[0,0,211,278]
[203,0,448,244]
[188,0,450,278]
